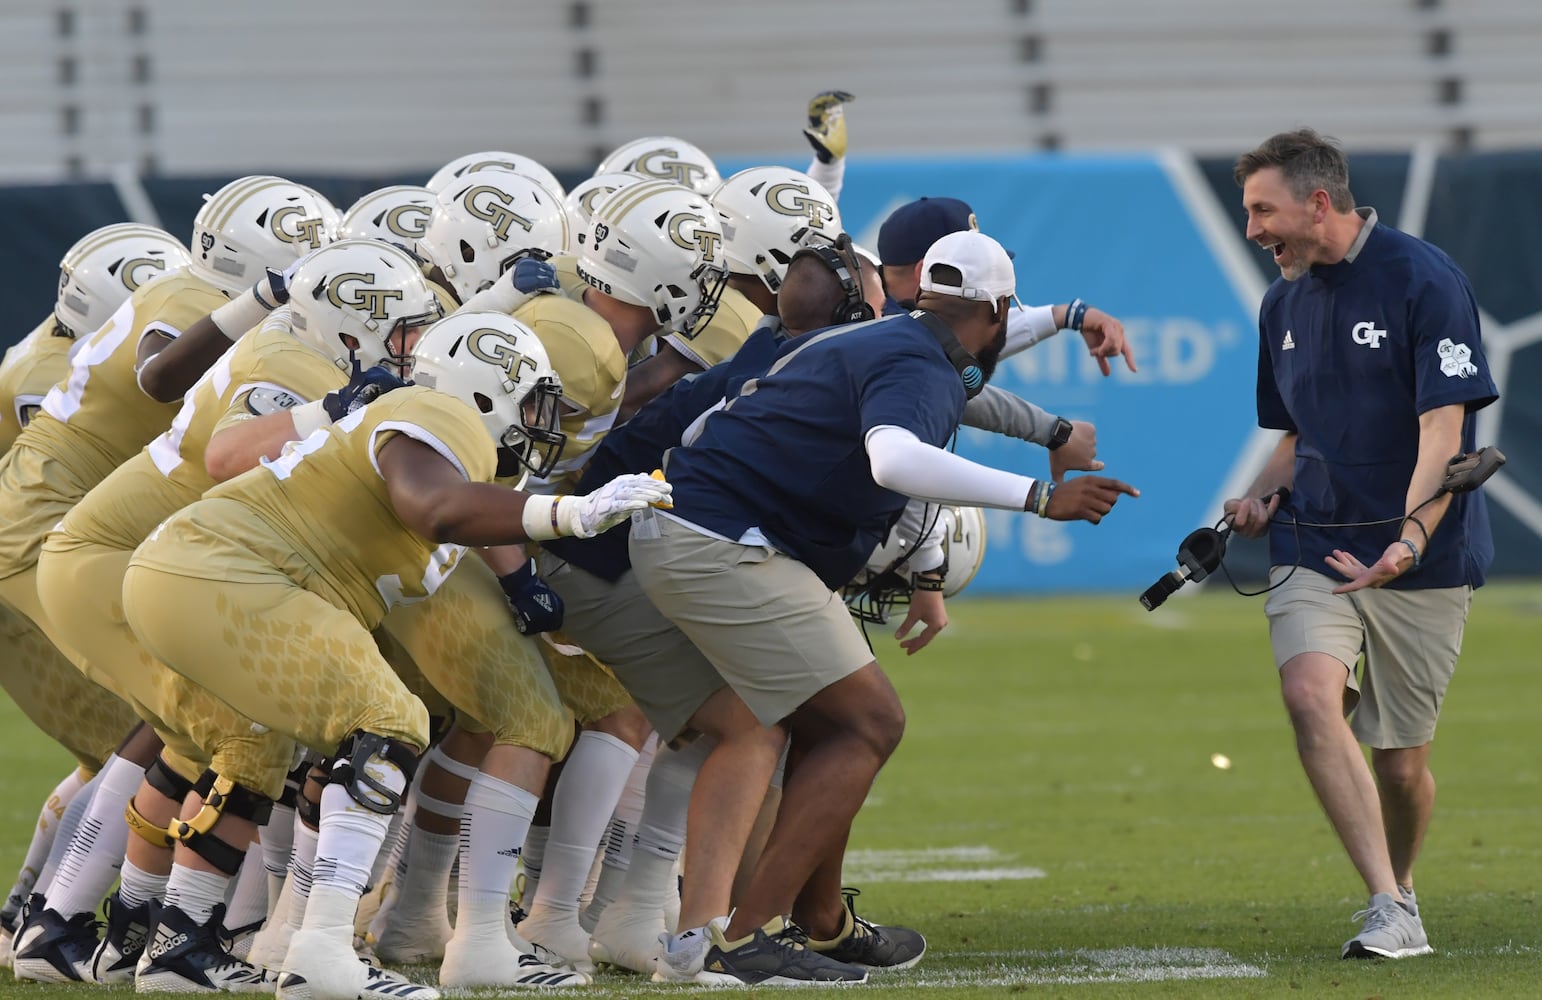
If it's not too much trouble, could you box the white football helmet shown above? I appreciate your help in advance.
[711,167,842,293]
[576,179,728,338]
[563,171,646,237]
[286,240,444,375]
[189,176,335,295]
[55,224,191,337]
[298,184,345,239]
[410,310,566,481]
[421,168,570,304]
[425,151,565,200]
[340,185,437,257]
[596,137,721,195]
[938,505,988,598]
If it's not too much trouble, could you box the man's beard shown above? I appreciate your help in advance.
[976,321,1008,384]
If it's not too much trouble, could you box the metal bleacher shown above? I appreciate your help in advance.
[1,0,1540,183]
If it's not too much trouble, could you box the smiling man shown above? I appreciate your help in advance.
[1225,127,1498,962]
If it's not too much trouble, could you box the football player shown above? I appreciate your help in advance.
[120,311,666,1000]
[35,241,440,992]
[339,185,437,260]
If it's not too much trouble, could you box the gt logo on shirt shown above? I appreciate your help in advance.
[467,327,538,380]
[1351,321,1387,348]
[326,271,405,321]
[270,207,327,250]
[462,185,535,241]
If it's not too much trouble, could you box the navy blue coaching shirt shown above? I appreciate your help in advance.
[662,311,967,590]
[1256,209,1498,590]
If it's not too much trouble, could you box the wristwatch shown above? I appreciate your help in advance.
[1047,417,1074,451]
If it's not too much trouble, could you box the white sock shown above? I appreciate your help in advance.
[48,754,142,916]
[531,732,638,916]
[117,857,169,910]
[583,737,656,929]
[290,815,320,906]
[454,772,538,942]
[390,827,458,922]
[5,768,89,913]
[366,810,406,892]
[164,864,231,926]
[519,825,548,908]
[626,740,699,903]
[260,804,296,911]
[223,842,268,930]
[313,783,398,899]
[35,770,99,900]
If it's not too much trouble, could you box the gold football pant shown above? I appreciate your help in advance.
[123,562,430,758]
[382,556,575,760]
[38,535,294,797]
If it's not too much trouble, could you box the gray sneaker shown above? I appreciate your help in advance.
[1341,892,1434,959]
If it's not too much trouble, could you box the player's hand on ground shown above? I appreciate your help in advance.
[322,362,408,421]
[568,473,673,538]
[1079,307,1137,376]
[895,587,947,655]
[499,561,566,634]
[1327,542,1415,594]
[1045,474,1139,524]
[1049,419,1103,483]
[803,90,854,163]
[1222,492,1281,538]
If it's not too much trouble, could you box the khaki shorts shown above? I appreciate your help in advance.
[1263,567,1472,748]
[540,553,724,743]
[628,511,873,727]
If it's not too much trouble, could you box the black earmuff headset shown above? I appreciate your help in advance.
[789,233,876,327]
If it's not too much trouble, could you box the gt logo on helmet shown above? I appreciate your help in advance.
[270,206,327,250]
[384,204,431,240]
[325,271,405,322]
[634,149,706,188]
[462,186,535,242]
[667,212,722,263]
[467,327,538,379]
[764,182,835,228]
[120,256,169,292]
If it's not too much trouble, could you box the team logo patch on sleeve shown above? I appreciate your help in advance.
[1437,338,1478,378]
[245,386,304,415]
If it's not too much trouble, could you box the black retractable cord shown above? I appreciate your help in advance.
[1139,446,1506,612]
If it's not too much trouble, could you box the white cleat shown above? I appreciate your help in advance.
[517,906,596,975]
[588,896,665,974]
[278,926,367,1000]
[441,934,590,989]
[652,918,738,985]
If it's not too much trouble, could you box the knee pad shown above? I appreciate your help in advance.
[329,731,418,816]
[127,755,199,849]
[124,799,173,849]
[169,770,275,875]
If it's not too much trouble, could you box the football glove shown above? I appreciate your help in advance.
[509,256,559,296]
[803,90,855,164]
[567,472,673,538]
[322,362,408,422]
[462,254,560,315]
[498,561,565,635]
[255,256,304,307]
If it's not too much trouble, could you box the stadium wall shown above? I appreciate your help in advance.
[3,148,1538,593]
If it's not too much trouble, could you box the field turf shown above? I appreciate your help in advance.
[2,583,1538,997]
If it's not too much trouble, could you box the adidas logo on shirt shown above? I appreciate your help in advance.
[1282,331,1295,351]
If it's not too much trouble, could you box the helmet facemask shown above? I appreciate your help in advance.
[493,375,566,480]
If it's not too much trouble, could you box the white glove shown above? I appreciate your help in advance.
[567,473,673,538]
[521,473,673,541]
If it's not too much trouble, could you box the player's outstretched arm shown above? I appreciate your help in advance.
[379,435,670,546]
[138,266,296,402]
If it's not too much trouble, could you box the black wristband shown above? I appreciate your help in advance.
[913,572,946,592]
[1047,417,1073,451]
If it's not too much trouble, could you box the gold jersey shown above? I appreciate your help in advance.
[513,294,625,492]
[0,315,74,454]
[661,283,762,371]
[136,386,496,628]
[23,269,227,485]
[61,309,344,551]
[553,253,591,303]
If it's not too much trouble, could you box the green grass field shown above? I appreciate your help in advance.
[2,585,1539,998]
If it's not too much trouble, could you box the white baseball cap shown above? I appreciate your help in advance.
[918,230,1021,309]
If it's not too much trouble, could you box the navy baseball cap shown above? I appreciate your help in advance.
[878,197,1014,266]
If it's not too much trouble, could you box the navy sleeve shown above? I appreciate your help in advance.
[857,348,965,448]
[1255,302,1295,432]
[1409,265,1498,415]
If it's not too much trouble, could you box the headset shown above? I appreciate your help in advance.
[911,309,986,399]
[788,233,875,327]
